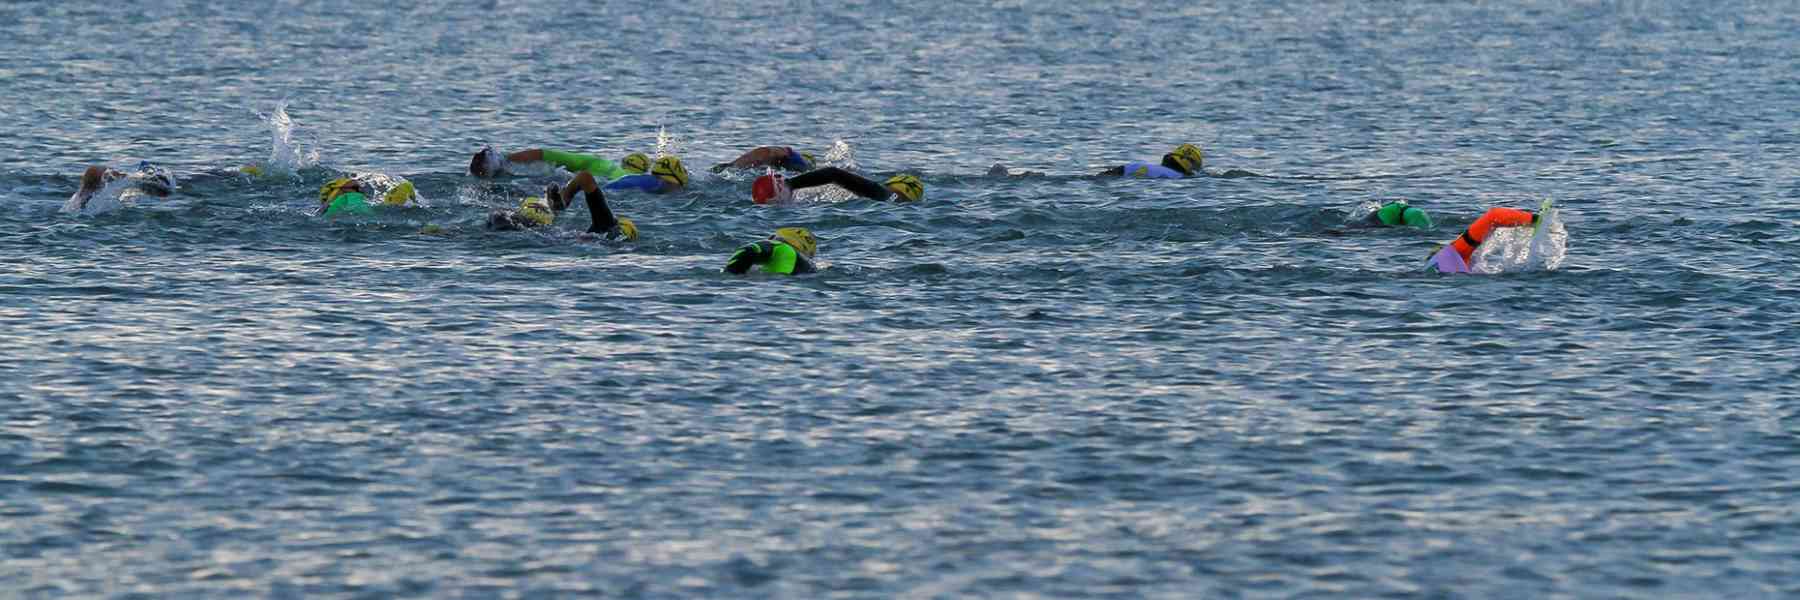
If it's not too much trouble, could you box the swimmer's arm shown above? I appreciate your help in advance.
[584,189,618,234]
[504,149,545,164]
[1489,208,1536,228]
[713,147,789,172]
[787,167,888,200]
[1096,166,1125,177]
[723,241,775,274]
[602,174,664,193]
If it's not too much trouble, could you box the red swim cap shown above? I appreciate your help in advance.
[751,173,792,205]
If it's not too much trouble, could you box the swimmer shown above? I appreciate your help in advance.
[782,167,924,202]
[1097,143,1206,178]
[316,178,416,216]
[1367,201,1434,229]
[1425,206,1538,273]
[710,146,815,173]
[723,227,818,275]
[486,174,638,241]
[67,162,175,211]
[602,156,690,194]
[1096,143,1261,178]
[468,146,632,182]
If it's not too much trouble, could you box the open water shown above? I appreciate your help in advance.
[3,1,1799,597]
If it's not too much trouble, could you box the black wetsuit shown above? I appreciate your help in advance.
[787,167,892,201]
[487,185,625,237]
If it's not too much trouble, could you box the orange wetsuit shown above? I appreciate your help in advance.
[1449,207,1535,263]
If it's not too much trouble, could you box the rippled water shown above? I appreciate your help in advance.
[4,1,1799,597]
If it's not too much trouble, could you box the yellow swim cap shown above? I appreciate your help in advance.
[621,152,651,174]
[615,217,639,241]
[318,178,355,205]
[651,156,689,188]
[1170,143,1205,173]
[518,197,554,227]
[772,227,817,258]
[382,181,415,206]
[241,164,264,177]
[884,174,924,202]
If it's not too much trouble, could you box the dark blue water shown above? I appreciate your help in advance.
[4,1,1800,597]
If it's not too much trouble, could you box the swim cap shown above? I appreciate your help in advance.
[518,197,554,227]
[772,227,817,258]
[1401,207,1433,229]
[1376,201,1433,229]
[383,181,415,206]
[651,156,689,188]
[621,152,651,174]
[240,164,264,177]
[318,178,356,205]
[752,173,793,204]
[1170,144,1204,174]
[131,161,176,195]
[1375,202,1408,226]
[470,146,505,177]
[614,217,639,241]
[884,174,924,202]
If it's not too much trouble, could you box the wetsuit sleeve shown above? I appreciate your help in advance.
[1487,207,1535,228]
[786,167,889,200]
[543,149,629,182]
[584,188,618,234]
[724,241,776,274]
[602,174,666,193]
[1097,166,1125,177]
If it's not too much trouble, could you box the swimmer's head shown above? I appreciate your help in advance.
[1374,201,1433,229]
[383,181,416,206]
[133,162,176,196]
[614,217,639,241]
[752,173,792,204]
[518,197,554,227]
[651,156,690,188]
[621,152,651,174]
[469,146,502,178]
[884,174,924,202]
[318,178,359,206]
[772,227,817,258]
[1165,143,1204,176]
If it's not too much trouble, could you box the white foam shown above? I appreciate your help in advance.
[1472,206,1567,273]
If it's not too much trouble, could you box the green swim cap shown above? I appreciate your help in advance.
[1400,206,1433,229]
[1376,202,1432,229]
[323,192,373,216]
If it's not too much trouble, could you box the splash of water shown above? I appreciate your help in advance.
[653,126,682,160]
[821,139,856,171]
[1472,205,1567,273]
[793,140,860,203]
[251,100,320,176]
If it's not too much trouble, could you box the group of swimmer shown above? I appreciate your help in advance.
[69,141,1552,275]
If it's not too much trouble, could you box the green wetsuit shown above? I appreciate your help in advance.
[323,192,374,216]
[724,241,816,275]
[543,149,629,182]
